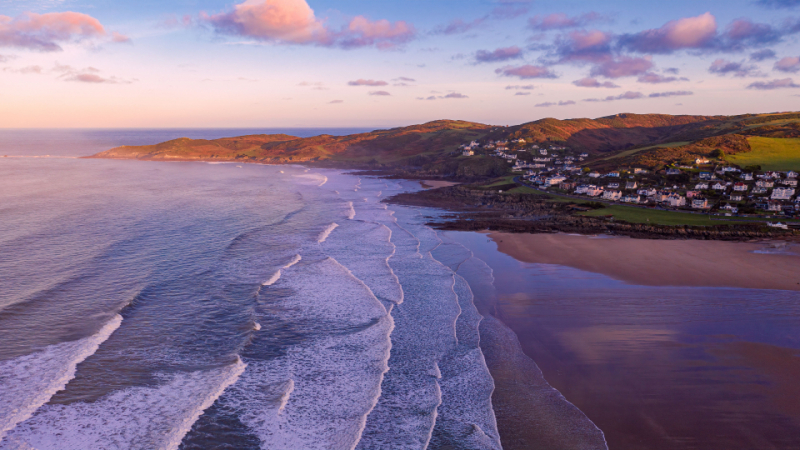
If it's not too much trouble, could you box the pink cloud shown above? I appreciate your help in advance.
[0,11,107,51]
[775,56,800,73]
[572,77,620,88]
[649,91,693,98]
[348,79,387,86]
[443,92,468,99]
[369,90,391,96]
[708,59,762,77]
[583,91,645,102]
[204,0,414,50]
[619,12,717,53]
[111,32,131,43]
[590,56,653,78]
[495,65,557,79]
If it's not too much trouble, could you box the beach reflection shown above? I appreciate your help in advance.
[446,232,800,450]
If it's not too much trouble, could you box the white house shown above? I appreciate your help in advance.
[733,182,748,192]
[626,181,638,190]
[621,194,641,203]
[586,186,604,197]
[666,194,686,207]
[462,150,474,156]
[580,153,589,158]
[696,158,710,165]
[730,194,744,202]
[712,182,727,191]
[756,180,774,188]
[783,179,798,187]
[539,149,548,155]
[608,182,620,189]
[637,188,657,196]
[742,173,754,181]
[633,168,649,174]
[602,190,622,201]
[666,168,681,175]
[692,199,709,209]
[607,171,620,178]
[787,171,798,179]
[772,187,796,200]
[545,175,567,186]
[588,172,601,178]
[695,182,709,190]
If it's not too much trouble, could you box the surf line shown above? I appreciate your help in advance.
[317,223,339,243]
[262,254,303,286]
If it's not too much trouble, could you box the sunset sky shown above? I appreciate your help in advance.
[1,0,799,128]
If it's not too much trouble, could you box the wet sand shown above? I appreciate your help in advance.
[487,232,800,291]
[444,231,800,450]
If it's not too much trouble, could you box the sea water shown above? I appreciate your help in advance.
[0,129,610,449]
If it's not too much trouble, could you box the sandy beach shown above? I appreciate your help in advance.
[419,180,460,189]
[487,232,800,291]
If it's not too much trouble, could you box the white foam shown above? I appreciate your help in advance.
[0,314,122,441]
[282,254,302,269]
[318,176,328,187]
[347,202,356,220]
[1,359,246,450]
[223,257,392,450]
[317,223,339,243]
[253,322,262,331]
[262,270,281,286]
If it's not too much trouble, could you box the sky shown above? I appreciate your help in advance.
[1,0,800,128]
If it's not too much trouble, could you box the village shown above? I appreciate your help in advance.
[459,138,799,223]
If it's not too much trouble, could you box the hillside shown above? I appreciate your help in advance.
[91,112,800,174]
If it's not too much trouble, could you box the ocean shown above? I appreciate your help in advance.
[2,130,797,450]
[1,129,593,450]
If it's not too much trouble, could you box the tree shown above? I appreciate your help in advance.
[711,148,725,159]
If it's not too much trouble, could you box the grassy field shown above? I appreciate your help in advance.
[579,205,733,226]
[602,141,690,160]
[727,137,800,171]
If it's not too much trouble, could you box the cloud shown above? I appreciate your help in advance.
[394,76,415,82]
[3,65,43,74]
[348,79,387,86]
[204,0,415,50]
[751,49,777,61]
[434,18,485,35]
[722,19,782,48]
[637,72,687,83]
[0,11,108,51]
[618,12,717,53]
[553,30,613,63]
[369,90,391,96]
[747,77,800,89]
[495,64,557,79]
[64,73,119,83]
[422,91,469,100]
[515,92,531,96]
[774,56,800,72]
[528,12,606,31]
[583,91,645,102]
[475,45,522,63]
[505,84,536,90]
[111,32,131,43]
[708,59,762,77]
[536,100,576,107]
[590,56,653,78]
[757,0,800,8]
[443,92,468,98]
[328,99,343,104]
[489,3,531,20]
[649,90,693,97]
[572,77,619,88]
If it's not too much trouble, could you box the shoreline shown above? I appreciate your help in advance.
[486,232,800,291]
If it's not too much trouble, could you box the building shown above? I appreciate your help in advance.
[545,175,567,186]
[621,194,641,203]
[462,150,474,156]
[733,182,748,192]
[638,188,657,196]
[608,182,620,189]
[699,172,711,180]
[783,179,798,187]
[588,172,601,178]
[607,171,620,178]
[786,171,798,179]
[695,182,709,190]
[772,187,796,200]
[625,181,638,190]
[586,186,604,197]
[666,168,681,175]
[666,194,686,207]
[696,158,710,165]
[730,194,744,202]
[633,168,649,174]
[712,182,727,191]
[692,198,709,209]
[742,173,754,181]
[686,190,699,199]
[602,190,622,201]
[765,202,783,212]
[756,180,774,188]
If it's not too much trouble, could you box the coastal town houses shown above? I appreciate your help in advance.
[733,182,748,192]
[772,187,796,200]
[692,198,710,209]
[625,181,638,190]
[756,180,774,189]
[462,149,474,156]
[602,190,622,201]
[638,187,657,197]
[742,173,754,181]
[695,182,709,190]
[712,182,727,191]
